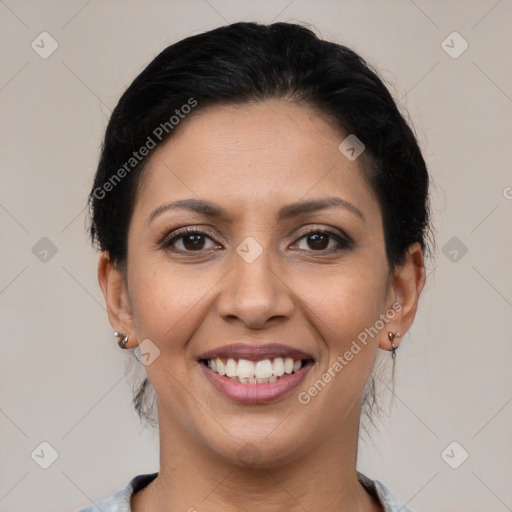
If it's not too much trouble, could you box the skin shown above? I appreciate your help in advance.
[98,100,425,512]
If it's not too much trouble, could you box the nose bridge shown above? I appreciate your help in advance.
[216,235,294,326]
[235,236,276,292]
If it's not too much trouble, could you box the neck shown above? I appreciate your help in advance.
[132,401,382,512]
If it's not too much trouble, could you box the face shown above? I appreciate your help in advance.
[102,100,418,468]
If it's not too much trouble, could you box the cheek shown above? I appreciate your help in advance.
[301,263,388,342]
[127,256,222,357]
[295,261,389,403]
[290,269,387,436]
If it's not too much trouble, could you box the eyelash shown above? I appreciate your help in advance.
[159,226,353,255]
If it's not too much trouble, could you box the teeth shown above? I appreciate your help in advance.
[225,358,237,377]
[255,359,273,379]
[272,358,284,376]
[205,356,307,383]
[284,357,294,374]
[237,359,255,379]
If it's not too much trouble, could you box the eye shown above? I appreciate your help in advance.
[291,228,352,253]
[160,226,352,254]
[161,227,221,253]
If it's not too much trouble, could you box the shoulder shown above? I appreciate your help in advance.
[357,471,415,512]
[75,473,158,512]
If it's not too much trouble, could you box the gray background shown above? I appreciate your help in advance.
[1,1,511,511]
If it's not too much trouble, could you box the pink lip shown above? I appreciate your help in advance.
[199,360,314,404]
[198,343,314,362]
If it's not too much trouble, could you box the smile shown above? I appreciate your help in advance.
[201,357,309,384]
[199,358,314,404]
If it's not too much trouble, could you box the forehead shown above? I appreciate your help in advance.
[133,100,381,226]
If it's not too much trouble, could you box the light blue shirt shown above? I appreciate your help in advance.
[76,471,414,511]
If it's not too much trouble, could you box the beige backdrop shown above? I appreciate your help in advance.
[1,1,511,511]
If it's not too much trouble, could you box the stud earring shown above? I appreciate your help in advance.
[114,331,129,349]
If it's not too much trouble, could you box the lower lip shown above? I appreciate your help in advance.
[199,361,313,404]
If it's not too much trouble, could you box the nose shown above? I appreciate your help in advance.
[216,246,295,329]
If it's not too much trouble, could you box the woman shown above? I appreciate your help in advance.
[78,21,431,512]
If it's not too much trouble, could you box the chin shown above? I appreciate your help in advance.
[200,427,308,470]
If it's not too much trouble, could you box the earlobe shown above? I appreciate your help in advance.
[378,242,425,351]
[97,251,136,347]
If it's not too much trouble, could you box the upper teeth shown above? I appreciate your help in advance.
[207,357,303,379]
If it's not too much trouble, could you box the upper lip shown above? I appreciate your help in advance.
[198,343,315,362]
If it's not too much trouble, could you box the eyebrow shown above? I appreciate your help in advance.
[147,196,365,224]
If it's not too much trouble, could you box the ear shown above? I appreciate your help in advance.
[378,242,426,351]
[97,251,137,348]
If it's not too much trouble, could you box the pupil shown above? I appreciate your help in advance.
[184,234,204,250]
[309,233,328,250]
